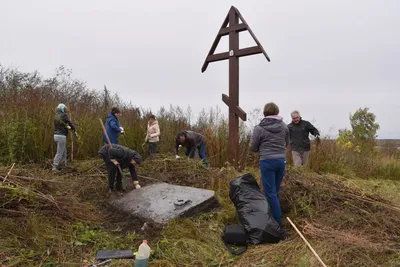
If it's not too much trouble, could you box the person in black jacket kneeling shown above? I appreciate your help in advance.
[98,144,142,193]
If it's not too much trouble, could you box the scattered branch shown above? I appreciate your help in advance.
[0,174,67,183]
[2,163,16,183]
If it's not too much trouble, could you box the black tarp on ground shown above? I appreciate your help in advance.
[229,173,281,244]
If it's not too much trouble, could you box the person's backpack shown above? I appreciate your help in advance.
[221,224,248,255]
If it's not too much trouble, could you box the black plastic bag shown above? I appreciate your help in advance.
[229,173,281,244]
[221,224,248,255]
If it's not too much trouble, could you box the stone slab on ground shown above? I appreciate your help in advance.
[110,183,218,225]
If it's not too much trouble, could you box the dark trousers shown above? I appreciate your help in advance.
[105,162,138,190]
[148,142,158,155]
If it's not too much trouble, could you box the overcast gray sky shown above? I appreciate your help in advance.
[1,0,399,138]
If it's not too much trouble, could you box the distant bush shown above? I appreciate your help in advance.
[307,107,400,180]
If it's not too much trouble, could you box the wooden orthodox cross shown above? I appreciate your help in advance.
[201,6,270,168]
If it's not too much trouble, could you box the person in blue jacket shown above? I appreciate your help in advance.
[103,107,124,144]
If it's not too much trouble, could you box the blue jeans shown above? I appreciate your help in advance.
[185,143,209,167]
[260,158,286,225]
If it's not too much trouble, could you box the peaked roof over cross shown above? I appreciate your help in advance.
[201,6,270,73]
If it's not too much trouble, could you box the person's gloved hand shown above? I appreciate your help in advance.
[67,125,71,130]
[120,127,124,134]
[111,159,119,166]
[175,155,180,159]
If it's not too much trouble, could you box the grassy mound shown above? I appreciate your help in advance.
[1,159,399,266]
[234,169,400,266]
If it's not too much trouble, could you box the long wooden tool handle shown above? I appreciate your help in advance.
[99,118,126,181]
[70,110,74,161]
[3,163,16,183]
[286,217,328,267]
[99,118,112,149]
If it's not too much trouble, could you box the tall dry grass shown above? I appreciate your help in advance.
[1,65,399,180]
[0,65,254,168]
[308,138,400,180]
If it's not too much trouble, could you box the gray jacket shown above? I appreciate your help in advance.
[250,116,289,160]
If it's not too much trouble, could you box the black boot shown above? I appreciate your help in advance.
[279,224,290,240]
[280,230,290,240]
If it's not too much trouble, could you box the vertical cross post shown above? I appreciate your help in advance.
[202,6,270,168]
[228,8,240,166]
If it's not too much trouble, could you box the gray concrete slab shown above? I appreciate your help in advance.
[110,183,218,225]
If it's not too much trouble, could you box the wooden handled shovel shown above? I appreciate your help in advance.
[99,118,128,190]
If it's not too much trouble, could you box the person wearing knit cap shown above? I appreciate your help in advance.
[52,103,78,172]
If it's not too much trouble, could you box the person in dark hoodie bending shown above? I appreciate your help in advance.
[250,102,290,239]
[98,144,142,194]
[174,130,208,167]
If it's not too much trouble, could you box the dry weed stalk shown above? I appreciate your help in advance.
[2,163,15,183]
